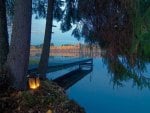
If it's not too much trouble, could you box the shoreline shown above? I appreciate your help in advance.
[0,80,85,113]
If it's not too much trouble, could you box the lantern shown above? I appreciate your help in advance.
[27,73,40,89]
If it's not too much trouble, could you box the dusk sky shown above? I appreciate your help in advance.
[31,16,84,46]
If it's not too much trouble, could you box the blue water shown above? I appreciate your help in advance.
[66,58,150,113]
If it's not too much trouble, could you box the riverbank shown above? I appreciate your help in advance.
[0,80,85,113]
[30,44,101,57]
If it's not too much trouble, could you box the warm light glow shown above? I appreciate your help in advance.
[36,77,40,87]
[28,77,40,89]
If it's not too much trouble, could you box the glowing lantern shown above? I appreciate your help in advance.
[27,73,40,89]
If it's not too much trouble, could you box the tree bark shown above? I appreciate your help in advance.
[6,0,32,89]
[0,0,9,69]
[38,0,55,79]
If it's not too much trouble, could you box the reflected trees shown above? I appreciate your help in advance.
[69,0,150,89]
[101,0,150,89]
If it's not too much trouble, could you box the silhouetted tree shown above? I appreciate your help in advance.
[38,0,55,79]
[32,0,47,19]
[0,0,9,70]
[61,0,79,32]
[6,0,32,89]
[38,0,64,79]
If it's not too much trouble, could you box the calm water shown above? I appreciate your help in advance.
[29,0,150,112]
[64,58,150,113]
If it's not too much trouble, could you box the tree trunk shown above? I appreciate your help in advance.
[38,0,55,79]
[6,0,32,89]
[0,0,9,70]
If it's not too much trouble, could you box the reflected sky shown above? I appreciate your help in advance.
[66,58,150,113]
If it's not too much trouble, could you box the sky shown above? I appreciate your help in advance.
[31,16,84,46]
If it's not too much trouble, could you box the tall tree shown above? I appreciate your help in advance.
[38,0,63,79]
[6,0,32,89]
[38,0,55,79]
[0,0,9,69]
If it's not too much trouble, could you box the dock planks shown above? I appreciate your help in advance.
[28,58,93,73]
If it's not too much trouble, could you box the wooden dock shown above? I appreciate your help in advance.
[28,58,93,74]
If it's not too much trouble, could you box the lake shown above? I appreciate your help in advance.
[48,58,150,113]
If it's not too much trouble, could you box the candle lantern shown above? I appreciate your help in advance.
[27,73,40,89]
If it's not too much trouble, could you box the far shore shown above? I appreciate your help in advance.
[30,44,102,57]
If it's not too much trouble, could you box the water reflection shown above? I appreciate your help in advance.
[94,0,150,90]
[54,68,93,90]
[102,54,150,89]
[98,19,150,89]
[67,59,150,113]
[99,18,150,89]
